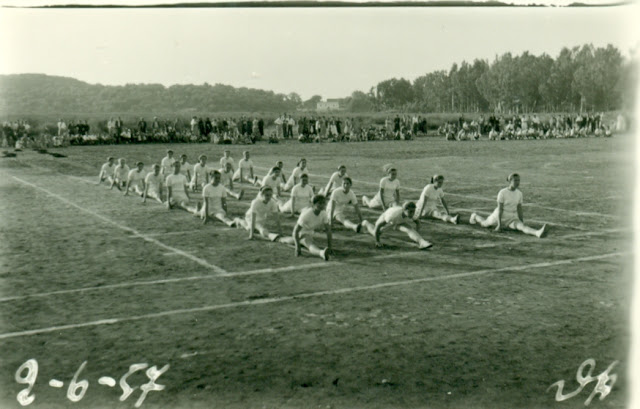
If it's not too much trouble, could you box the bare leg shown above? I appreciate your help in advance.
[398,225,432,249]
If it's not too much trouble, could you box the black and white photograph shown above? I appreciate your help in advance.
[0,1,638,408]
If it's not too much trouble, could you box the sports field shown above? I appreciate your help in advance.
[0,135,633,409]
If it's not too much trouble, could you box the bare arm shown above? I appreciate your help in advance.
[440,197,450,215]
[379,188,386,210]
[293,224,302,256]
[353,203,363,223]
[495,202,504,231]
[373,219,387,246]
[325,222,332,253]
[202,198,209,224]
[517,203,524,223]
[249,212,256,239]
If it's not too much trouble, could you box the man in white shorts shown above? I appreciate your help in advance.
[233,151,258,184]
[124,161,146,197]
[321,165,348,195]
[179,154,193,182]
[279,173,314,216]
[328,177,363,233]
[110,158,130,191]
[362,201,432,249]
[220,150,236,172]
[235,186,282,241]
[218,162,244,200]
[280,195,332,261]
[199,170,236,227]
[470,173,546,238]
[190,155,210,192]
[166,162,197,212]
[362,166,400,210]
[143,164,164,204]
[160,150,176,175]
[97,156,115,184]
[259,166,283,201]
[414,175,459,224]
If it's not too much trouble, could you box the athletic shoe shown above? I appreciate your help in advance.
[356,222,362,233]
[536,224,548,238]
[452,214,459,224]
[469,213,477,225]
[418,240,433,250]
[362,196,369,207]
[233,217,243,229]
[253,176,259,185]
[238,190,245,201]
[321,248,330,261]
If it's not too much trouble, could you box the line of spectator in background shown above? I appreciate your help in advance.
[2,112,630,149]
[439,113,627,140]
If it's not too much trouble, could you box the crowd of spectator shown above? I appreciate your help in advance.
[1,112,629,149]
[439,113,627,140]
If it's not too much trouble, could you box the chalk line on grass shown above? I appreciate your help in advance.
[9,175,228,274]
[0,251,627,340]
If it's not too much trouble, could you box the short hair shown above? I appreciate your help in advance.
[167,150,174,154]
[300,173,309,178]
[153,164,160,170]
[270,166,281,174]
[431,174,444,183]
[507,173,520,182]
[210,170,221,177]
[338,165,346,170]
[107,156,115,161]
[136,161,144,167]
[312,194,326,205]
[198,155,207,161]
[402,201,416,211]
[343,177,353,185]
[180,154,187,158]
[260,185,273,194]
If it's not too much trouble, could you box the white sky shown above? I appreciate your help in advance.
[0,3,638,99]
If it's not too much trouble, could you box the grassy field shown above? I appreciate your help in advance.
[0,135,634,409]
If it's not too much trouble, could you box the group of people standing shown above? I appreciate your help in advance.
[97,151,547,261]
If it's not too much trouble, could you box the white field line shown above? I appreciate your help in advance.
[0,251,423,303]
[253,165,619,219]
[9,175,228,274]
[0,252,627,340]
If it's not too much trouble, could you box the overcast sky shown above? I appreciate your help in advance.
[0,3,638,99]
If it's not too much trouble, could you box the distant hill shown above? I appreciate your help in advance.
[0,74,298,115]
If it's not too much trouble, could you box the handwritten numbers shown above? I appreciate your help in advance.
[15,359,168,407]
[67,361,89,402]
[548,359,619,406]
[585,360,618,405]
[119,363,149,402]
[135,364,170,408]
[15,359,38,406]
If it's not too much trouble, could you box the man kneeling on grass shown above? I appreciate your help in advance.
[280,194,333,261]
[361,201,433,250]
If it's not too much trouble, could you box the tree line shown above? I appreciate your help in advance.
[346,44,637,113]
